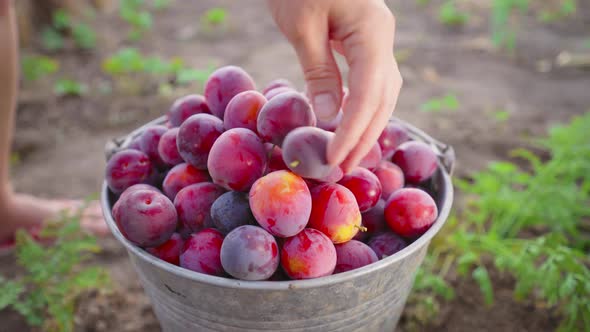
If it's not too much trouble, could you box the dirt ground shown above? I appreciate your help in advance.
[1,0,589,331]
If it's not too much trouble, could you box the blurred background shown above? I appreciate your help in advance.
[1,0,589,331]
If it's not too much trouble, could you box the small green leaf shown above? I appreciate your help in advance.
[41,28,64,51]
[54,79,88,97]
[52,10,71,29]
[135,11,153,29]
[102,48,145,75]
[21,55,59,81]
[487,161,517,175]
[420,93,459,112]
[438,0,469,26]
[153,0,171,10]
[203,7,228,25]
[144,57,172,75]
[0,279,25,310]
[493,110,510,122]
[70,267,110,289]
[472,266,494,306]
[457,252,478,275]
[176,68,210,84]
[72,23,97,49]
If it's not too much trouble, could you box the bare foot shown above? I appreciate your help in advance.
[0,194,110,243]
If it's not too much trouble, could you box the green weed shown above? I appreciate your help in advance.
[202,7,228,26]
[420,93,460,112]
[102,47,213,93]
[438,1,469,26]
[153,0,172,10]
[71,23,97,50]
[492,110,510,122]
[407,112,590,331]
[119,0,171,40]
[406,253,455,328]
[0,206,110,332]
[538,0,577,23]
[490,0,529,51]
[120,0,153,41]
[41,9,97,51]
[54,79,88,97]
[41,28,65,51]
[21,55,59,82]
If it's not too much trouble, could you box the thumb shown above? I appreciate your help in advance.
[292,29,343,121]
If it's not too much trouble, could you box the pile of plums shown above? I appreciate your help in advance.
[106,65,440,281]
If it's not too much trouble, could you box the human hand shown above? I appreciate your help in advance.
[267,0,402,173]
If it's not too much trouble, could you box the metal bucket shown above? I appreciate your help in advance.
[101,116,455,332]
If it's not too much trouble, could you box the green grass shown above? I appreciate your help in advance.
[0,205,110,332]
[408,111,590,331]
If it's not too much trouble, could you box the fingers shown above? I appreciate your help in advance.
[340,61,402,172]
[55,199,110,236]
[327,29,393,170]
[327,7,399,172]
[290,18,343,121]
[328,47,383,170]
[81,202,110,236]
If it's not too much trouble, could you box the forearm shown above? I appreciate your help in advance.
[0,0,18,199]
[0,3,18,199]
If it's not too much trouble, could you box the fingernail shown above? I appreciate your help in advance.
[313,93,337,121]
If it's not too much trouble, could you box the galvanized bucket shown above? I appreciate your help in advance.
[101,116,455,332]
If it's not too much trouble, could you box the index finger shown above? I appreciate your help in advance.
[327,24,395,168]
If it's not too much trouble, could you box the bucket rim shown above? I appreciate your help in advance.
[101,117,454,290]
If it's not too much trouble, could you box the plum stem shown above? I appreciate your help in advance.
[355,225,368,232]
[289,160,300,168]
